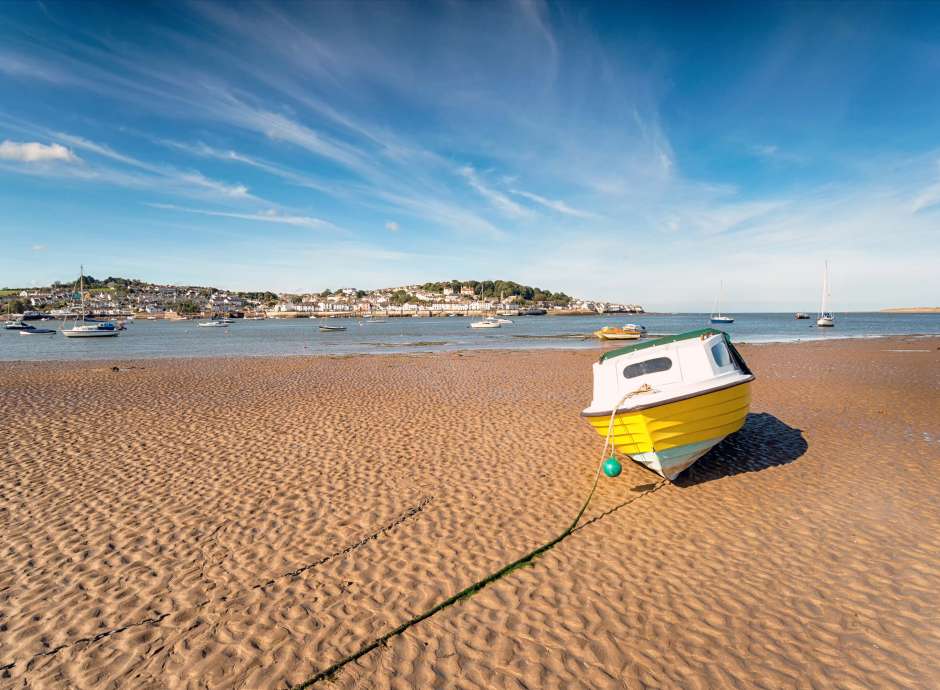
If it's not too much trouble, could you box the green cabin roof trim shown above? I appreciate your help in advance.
[598,328,727,363]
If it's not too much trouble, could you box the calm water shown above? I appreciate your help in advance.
[2,313,938,362]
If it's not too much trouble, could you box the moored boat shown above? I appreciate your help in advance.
[319,325,347,331]
[62,323,119,337]
[593,326,641,340]
[62,267,119,338]
[710,281,734,324]
[795,312,810,319]
[817,261,835,327]
[581,328,754,480]
[470,318,500,328]
[197,320,229,327]
[18,324,56,335]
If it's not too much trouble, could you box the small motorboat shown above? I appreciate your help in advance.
[4,321,31,330]
[594,326,641,340]
[470,319,500,328]
[582,328,754,480]
[795,312,810,320]
[319,325,347,331]
[622,323,647,334]
[197,320,229,327]
[18,323,56,335]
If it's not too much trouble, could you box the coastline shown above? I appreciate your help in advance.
[2,336,938,688]
[881,307,940,313]
[1,329,939,365]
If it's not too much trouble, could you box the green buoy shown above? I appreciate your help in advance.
[602,456,622,478]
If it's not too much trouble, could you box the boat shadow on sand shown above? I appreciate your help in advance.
[674,412,807,487]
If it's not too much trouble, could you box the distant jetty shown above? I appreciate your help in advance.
[880,307,940,313]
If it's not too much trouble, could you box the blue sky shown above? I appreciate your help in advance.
[1,1,938,310]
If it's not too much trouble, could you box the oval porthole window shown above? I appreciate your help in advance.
[711,342,729,367]
[623,357,672,379]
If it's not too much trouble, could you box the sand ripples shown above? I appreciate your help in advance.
[2,341,939,688]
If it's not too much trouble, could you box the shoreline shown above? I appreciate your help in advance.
[1,330,938,365]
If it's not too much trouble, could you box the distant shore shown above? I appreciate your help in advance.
[880,307,940,313]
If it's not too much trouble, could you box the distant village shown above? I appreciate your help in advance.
[1,277,644,319]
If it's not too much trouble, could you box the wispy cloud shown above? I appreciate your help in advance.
[385,221,399,232]
[147,202,337,231]
[509,188,596,219]
[911,160,940,213]
[31,243,47,252]
[0,139,76,163]
[748,143,805,164]
[157,139,339,196]
[457,166,532,219]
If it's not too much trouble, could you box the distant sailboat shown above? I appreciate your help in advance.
[62,267,119,338]
[817,261,835,327]
[710,281,734,324]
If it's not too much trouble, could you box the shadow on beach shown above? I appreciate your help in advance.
[675,412,807,487]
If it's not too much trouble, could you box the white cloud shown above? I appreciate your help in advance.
[148,202,336,230]
[176,171,249,198]
[157,139,339,196]
[911,161,940,213]
[385,221,399,232]
[752,144,779,157]
[509,189,596,219]
[457,166,532,219]
[31,243,48,252]
[0,140,76,163]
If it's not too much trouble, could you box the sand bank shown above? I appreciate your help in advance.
[1,337,938,688]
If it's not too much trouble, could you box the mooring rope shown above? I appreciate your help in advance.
[292,389,651,689]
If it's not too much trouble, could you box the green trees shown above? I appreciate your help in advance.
[176,301,200,314]
[388,290,411,305]
[415,279,571,305]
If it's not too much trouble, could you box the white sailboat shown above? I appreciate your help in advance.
[710,281,734,324]
[62,267,119,338]
[817,261,834,327]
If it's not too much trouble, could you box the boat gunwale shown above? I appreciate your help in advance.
[580,375,754,418]
[598,327,725,362]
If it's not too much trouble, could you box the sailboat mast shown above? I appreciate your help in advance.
[820,261,828,316]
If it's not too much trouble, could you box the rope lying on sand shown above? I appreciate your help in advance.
[293,390,658,689]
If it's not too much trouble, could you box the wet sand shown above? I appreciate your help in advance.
[1,336,938,688]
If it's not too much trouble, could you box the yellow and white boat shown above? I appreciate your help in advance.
[594,325,642,340]
[581,328,754,480]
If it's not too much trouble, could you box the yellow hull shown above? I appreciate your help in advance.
[585,381,751,455]
[594,329,641,340]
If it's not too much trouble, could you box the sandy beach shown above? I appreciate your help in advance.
[1,336,938,689]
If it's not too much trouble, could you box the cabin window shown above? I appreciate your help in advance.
[711,342,729,367]
[623,357,672,379]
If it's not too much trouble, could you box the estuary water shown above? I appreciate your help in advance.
[2,312,938,362]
